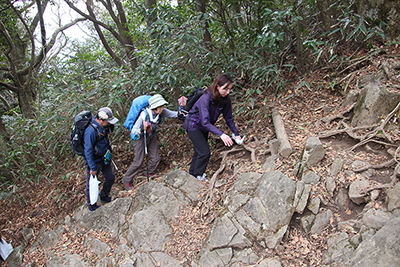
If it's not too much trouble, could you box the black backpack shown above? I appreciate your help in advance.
[70,111,100,156]
[178,87,205,121]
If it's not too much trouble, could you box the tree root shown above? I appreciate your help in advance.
[353,158,396,173]
[320,102,356,124]
[319,97,400,177]
[319,101,400,149]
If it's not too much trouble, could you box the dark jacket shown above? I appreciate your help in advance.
[83,118,112,171]
[185,91,240,137]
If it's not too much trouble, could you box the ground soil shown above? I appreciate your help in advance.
[1,44,400,266]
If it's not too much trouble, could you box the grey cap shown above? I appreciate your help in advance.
[98,107,119,124]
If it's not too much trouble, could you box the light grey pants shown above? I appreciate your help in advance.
[122,134,160,184]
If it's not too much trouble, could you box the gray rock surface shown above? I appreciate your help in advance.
[14,165,400,267]
[345,217,400,266]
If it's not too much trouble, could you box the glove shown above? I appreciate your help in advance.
[232,133,245,145]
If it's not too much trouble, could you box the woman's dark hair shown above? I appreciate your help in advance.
[206,73,233,104]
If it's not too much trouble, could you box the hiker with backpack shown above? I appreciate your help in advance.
[122,94,178,190]
[83,107,118,211]
[185,73,243,182]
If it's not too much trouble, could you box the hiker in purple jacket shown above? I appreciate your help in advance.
[185,73,242,181]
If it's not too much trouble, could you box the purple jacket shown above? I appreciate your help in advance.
[185,92,240,137]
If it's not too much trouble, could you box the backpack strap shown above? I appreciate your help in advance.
[89,123,104,146]
[185,93,211,131]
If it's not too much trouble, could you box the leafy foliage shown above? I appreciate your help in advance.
[0,0,395,195]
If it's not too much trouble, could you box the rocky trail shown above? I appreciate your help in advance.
[1,45,400,266]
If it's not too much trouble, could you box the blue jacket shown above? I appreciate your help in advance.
[185,91,239,137]
[83,118,112,171]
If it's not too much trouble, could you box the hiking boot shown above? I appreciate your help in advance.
[196,174,209,182]
[123,181,133,190]
[100,196,112,203]
[88,204,100,211]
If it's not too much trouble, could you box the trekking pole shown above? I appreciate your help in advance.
[112,160,119,171]
[143,131,149,182]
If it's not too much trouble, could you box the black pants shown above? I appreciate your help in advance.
[84,160,115,206]
[187,130,210,177]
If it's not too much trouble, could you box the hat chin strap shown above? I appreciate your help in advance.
[145,107,159,123]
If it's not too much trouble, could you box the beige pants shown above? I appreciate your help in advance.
[122,134,160,184]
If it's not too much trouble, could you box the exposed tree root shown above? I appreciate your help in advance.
[319,98,400,176]
[353,158,396,173]
[320,102,356,124]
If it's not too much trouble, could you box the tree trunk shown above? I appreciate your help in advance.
[197,0,212,51]
[114,0,138,70]
[0,115,10,142]
[316,0,333,32]
[145,0,157,39]
[17,86,35,119]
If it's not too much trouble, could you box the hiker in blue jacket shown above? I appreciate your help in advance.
[122,94,178,190]
[185,73,242,181]
[84,107,118,211]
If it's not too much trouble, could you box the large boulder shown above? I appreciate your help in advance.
[345,217,400,266]
[224,171,297,249]
[352,75,400,127]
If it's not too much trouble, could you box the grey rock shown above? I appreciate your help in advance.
[231,248,259,265]
[293,181,305,209]
[249,258,282,267]
[294,137,325,179]
[131,180,188,222]
[42,230,58,249]
[95,257,117,267]
[337,219,357,231]
[46,253,90,267]
[244,171,296,248]
[323,232,354,265]
[262,154,278,171]
[22,228,34,244]
[303,137,325,167]
[362,209,393,230]
[351,160,367,169]
[330,158,344,176]
[302,171,320,185]
[74,197,132,236]
[162,170,204,203]
[351,78,400,127]
[345,217,400,266]
[127,208,172,251]
[348,178,371,205]
[295,183,311,214]
[360,228,376,242]
[311,209,334,234]
[326,176,336,197]
[227,172,263,196]
[300,214,315,232]
[387,182,400,211]
[5,245,24,267]
[335,187,351,210]
[207,212,251,250]
[307,195,321,215]
[84,237,111,259]
[198,247,232,267]
[135,251,181,267]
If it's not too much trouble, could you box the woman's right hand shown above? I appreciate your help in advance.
[220,134,233,147]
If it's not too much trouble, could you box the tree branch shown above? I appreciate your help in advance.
[64,0,123,43]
